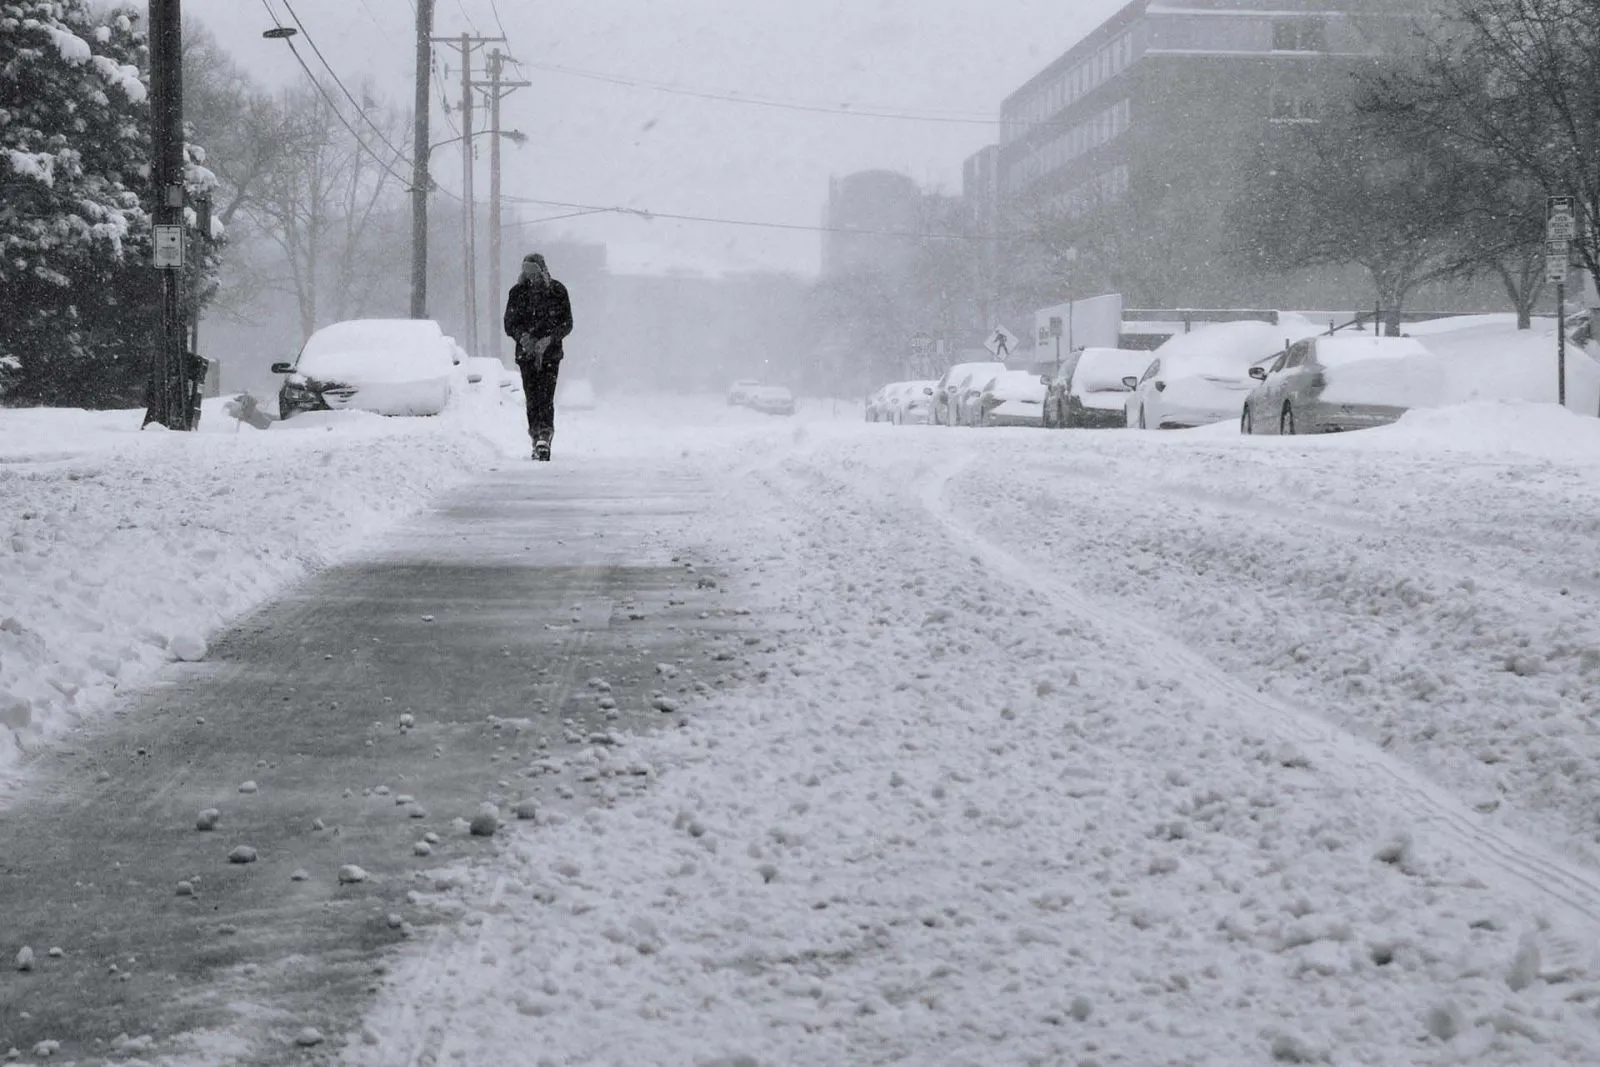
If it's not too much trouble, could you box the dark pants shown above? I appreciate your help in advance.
[518,357,561,444]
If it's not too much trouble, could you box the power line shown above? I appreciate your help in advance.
[522,59,1001,126]
[499,194,1012,241]
[455,0,480,35]
[487,0,524,75]
[260,0,462,202]
[259,0,415,192]
[355,0,391,40]
[280,0,412,165]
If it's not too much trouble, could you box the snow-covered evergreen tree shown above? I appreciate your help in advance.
[1,0,221,407]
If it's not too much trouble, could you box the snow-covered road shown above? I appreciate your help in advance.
[348,401,1600,1067]
[9,386,1600,1063]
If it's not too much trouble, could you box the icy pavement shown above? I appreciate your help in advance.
[346,403,1600,1067]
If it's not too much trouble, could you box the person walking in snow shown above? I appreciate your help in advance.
[503,252,574,461]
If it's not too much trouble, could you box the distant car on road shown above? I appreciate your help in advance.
[1242,335,1445,435]
[273,319,461,420]
[747,384,795,416]
[971,370,1047,427]
[727,379,762,407]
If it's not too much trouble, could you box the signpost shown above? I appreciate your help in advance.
[1548,196,1576,407]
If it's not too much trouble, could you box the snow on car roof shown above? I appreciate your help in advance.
[1314,336,1435,366]
[1071,348,1153,393]
[1155,320,1316,375]
[298,318,453,383]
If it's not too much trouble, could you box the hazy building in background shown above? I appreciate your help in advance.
[821,170,924,280]
[996,0,1424,311]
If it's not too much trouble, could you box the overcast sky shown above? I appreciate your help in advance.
[191,0,1127,277]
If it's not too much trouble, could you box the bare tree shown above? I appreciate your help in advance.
[1383,0,1599,313]
[241,83,411,339]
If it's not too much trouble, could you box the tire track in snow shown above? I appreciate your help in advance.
[920,456,1600,929]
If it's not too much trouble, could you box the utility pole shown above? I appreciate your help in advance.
[410,0,434,319]
[458,34,477,357]
[479,49,528,363]
[144,0,192,430]
[432,33,503,358]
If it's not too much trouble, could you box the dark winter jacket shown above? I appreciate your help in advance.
[503,278,574,364]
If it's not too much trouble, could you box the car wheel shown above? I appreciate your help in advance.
[1280,404,1296,435]
[1138,405,1147,430]
[1241,405,1252,435]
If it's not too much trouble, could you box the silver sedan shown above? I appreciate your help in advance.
[1241,335,1444,435]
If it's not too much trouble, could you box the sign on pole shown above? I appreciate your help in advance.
[1547,197,1575,408]
[153,224,184,269]
[1548,195,1577,237]
[985,324,1018,359]
[1547,239,1571,284]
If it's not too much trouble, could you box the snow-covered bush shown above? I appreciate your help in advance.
[0,1,222,407]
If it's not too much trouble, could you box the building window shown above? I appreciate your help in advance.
[1273,17,1327,52]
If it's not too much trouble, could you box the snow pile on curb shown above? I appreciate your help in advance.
[0,397,508,787]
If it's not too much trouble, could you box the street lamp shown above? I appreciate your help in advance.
[428,128,527,153]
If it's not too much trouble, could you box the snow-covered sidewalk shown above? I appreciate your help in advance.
[348,403,1600,1067]
[0,397,508,790]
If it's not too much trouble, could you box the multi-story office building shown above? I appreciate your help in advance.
[996,0,1414,308]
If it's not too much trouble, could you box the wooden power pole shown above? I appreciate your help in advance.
[432,32,502,358]
[480,49,528,363]
[410,0,434,319]
[144,0,192,430]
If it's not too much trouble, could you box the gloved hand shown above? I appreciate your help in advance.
[533,336,552,357]
[518,331,538,356]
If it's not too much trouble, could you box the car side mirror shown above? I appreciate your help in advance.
[1121,376,1139,390]
[924,387,933,395]
[1039,375,1050,386]
[1249,366,1267,381]
[271,361,293,375]
[467,372,484,384]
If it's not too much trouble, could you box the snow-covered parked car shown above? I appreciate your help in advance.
[747,384,796,415]
[932,361,1006,426]
[865,383,896,422]
[891,380,936,425]
[1242,335,1446,435]
[273,319,461,419]
[1059,347,1151,429]
[1123,321,1312,430]
[463,356,516,400]
[727,379,762,407]
[971,370,1046,427]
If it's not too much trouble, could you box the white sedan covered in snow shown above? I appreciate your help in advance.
[971,370,1047,427]
[1123,320,1314,430]
[273,319,461,420]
